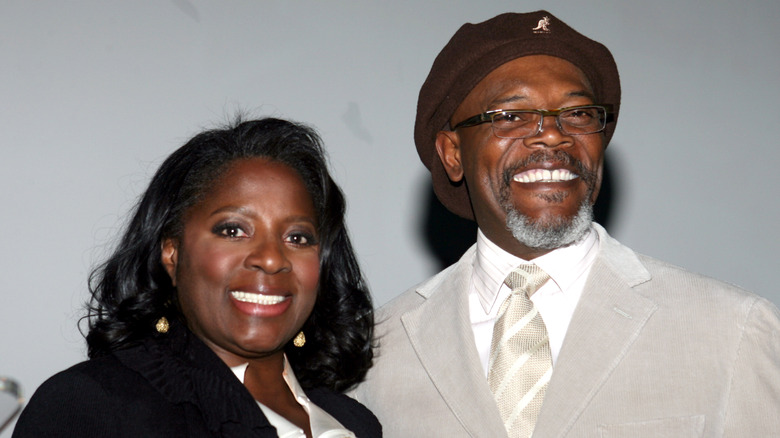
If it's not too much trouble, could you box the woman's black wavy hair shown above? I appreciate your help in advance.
[86,117,374,392]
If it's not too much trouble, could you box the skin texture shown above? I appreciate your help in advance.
[435,55,606,260]
[161,157,320,436]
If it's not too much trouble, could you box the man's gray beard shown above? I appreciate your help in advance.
[505,200,593,250]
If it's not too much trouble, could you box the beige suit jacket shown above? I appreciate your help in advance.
[353,224,780,437]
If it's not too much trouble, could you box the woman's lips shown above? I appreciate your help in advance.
[229,291,291,317]
[230,291,287,305]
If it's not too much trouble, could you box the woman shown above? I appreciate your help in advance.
[13,118,381,437]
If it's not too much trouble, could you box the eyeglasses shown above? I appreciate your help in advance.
[452,104,613,139]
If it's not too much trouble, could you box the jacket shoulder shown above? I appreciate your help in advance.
[376,245,475,322]
[13,356,165,437]
[595,224,764,306]
[635,252,763,304]
[13,352,196,437]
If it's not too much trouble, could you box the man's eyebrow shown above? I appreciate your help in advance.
[568,90,597,101]
[489,90,597,109]
[489,95,528,107]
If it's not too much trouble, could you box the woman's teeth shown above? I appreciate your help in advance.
[230,291,286,305]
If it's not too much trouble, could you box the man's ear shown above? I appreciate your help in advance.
[435,130,464,182]
[160,238,179,287]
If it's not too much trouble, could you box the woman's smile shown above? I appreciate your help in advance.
[229,290,293,317]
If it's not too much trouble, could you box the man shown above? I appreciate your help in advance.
[353,10,780,437]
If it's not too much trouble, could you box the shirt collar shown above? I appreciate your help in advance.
[229,356,354,438]
[473,226,599,313]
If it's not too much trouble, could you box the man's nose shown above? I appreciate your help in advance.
[523,116,573,149]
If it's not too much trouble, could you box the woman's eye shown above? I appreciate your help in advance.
[214,223,248,238]
[287,232,318,246]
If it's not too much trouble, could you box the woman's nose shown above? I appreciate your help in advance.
[245,239,291,274]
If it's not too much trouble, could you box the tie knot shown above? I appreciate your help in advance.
[504,264,550,298]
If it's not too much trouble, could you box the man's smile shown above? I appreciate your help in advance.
[512,168,578,183]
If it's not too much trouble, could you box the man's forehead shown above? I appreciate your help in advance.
[465,56,596,108]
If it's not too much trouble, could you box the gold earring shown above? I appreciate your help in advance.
[293,331,306,347]
[155,317,169,334]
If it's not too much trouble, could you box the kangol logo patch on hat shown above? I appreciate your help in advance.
[532,16,551,33]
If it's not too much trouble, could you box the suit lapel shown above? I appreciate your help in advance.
[401,251,508,437]
[534,225,657,437]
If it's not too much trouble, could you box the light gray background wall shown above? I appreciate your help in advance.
[1,0,778,433]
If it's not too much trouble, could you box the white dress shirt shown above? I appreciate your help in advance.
[469,227,600,375]
[230,356,356,438]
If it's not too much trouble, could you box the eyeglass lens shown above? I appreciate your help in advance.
[492,106,605,139]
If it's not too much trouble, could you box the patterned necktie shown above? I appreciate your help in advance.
[488,264,552,438]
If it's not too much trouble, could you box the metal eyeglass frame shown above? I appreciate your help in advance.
[451,104,613,139]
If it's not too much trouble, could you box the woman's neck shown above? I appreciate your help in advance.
[243,353,312,438]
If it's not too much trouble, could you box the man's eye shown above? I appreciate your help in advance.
[495,112,533,124]
[563,108,597,121]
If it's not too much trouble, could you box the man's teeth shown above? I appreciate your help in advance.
[513,168,577,183]
[230,291,286,305]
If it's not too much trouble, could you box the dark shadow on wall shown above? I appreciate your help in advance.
[419,148,619,271]
[593,148,617,233]
[420,185,479,270]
